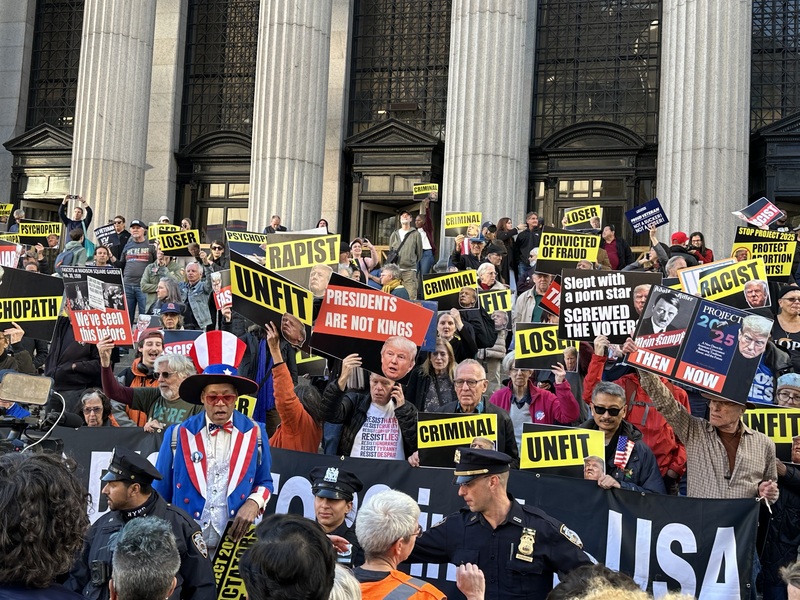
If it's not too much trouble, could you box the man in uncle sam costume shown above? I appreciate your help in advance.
[154,330,273,555]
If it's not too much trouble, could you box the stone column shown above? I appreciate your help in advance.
[656,0,752,255]
[440,0,529,253]
[70,0,158,224]
[249,1,333,232]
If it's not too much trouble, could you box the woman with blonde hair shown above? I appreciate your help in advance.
[406,339,457,412]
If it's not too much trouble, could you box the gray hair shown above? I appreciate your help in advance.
[741,314,772,338]
[110,517,180,600]
[744,279,768,294]
[665,256,687,273]
[382,336,418,362]
[591,381,625,404]
[329,565,362,600]
[456,358,486,380]
[476,262,495,279]
[381,263,401,280]
[563,346,578,358]
[781,560,800,589]
[13,208,24,219]
[153,353,196,381]
[355,490,420,559]
[210,271,222,283]
[158,277,182,303]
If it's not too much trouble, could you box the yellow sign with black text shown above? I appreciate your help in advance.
[444,212,482,237]
[563,205,603,231]
[537,228,600,271]
[19,222,61,238]
[148,223,180,240]
[514,323,578,371]
[231,260,313,324]
[422,270,477,300]
[226,230,269,245]
[157,229,200,255]
[0,296,61,322]
[520,427,605,469]
[742,407,800,444]
[697,259,768,304]
[479,289,512,314]
[263,234,339,272]
[0,204,12,218]
[212,521,255,600]
[417,413,498,448]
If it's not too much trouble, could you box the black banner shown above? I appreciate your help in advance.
[0,268,64,341]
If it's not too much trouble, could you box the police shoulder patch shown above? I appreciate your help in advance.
[560,524,583,548]
[431,516,448,528]
[192,530,208,558]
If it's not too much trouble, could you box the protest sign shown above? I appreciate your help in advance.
[444,212,482,237]
[413,183,438,201]
[210,269,232,310]
[733,197,784,228]
[0,204,12,218]
[263,232,340,290]
[625,198,669,234]
[558,270,661,343]
[296,351,327,377]
[744,403,800,462]
[540,276,561,316]
[147,223,179,240]
[514,323,577,370]
[535,227,600,275]
[0,233,20,244]
[627,285,772,403]
[61,266,132,345]
[417,412,498,467]
[93,223,117,248]
[733,226,797,278]
[131,315,160,343]
[311,273,434,382]
[417,300,439,351]
[563,205,602,231]
[163,330,202,356]
[696,258,770,310]
[421,270,477,311]
[230,250,314,351]
[0,267,63,341]
[678,258,737,296]
[0,240,21,268]
[519,423,605,476]
[478,288,511,314]
[18,221,61,246]
[157,228,200,256]
[225,230,269,263]
[213,521,255,599]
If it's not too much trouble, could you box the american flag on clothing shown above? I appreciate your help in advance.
[614,436,635,470]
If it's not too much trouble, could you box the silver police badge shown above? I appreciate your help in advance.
[192,531,208,558]
[324,467,339,483]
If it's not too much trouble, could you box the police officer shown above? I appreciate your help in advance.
[309,465,364,567]
[66,447,216,600]
[407,448,591,600]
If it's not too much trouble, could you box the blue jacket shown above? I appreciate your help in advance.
[154,411,273,522]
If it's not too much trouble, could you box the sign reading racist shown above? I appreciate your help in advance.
[444,212,482,237]
[61,266,132,345]
[18,221,62,246]
[744,403,800,462]
[162,330,202,356]
[514,323,578,371]
[478,288,511,315]
[696,258,771,310]
[558,270,661,343]
[93,223,117,248]
[263,232,340,290]
[627,285,772,404]
[421,270,478,311]
[733,226,797,279]
[230,250,314,351]
[625,198,669,234]
[535,226,600,275]
[733,197,784,228]
[0,204,12,218]
[0,267,64,341]
[678,258,737,296]
[540,276,561,316]
[519,423,605,475]
[211,269,232,310]
[0,240,21,269]
[417,412,498,467]
[311,274,434,382]
[157,229,200,256]
[413,183,439,201]
[563,205,602,231]
[147,223,179,240]
[226,230,269,263]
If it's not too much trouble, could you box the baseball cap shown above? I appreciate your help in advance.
[671,232,689,245]
[129,220,146,228]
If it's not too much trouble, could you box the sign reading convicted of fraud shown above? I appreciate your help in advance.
[535,227,600,275]
[417,412,498,467]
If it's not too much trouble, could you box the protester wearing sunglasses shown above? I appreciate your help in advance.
[201,239,229,272]
[580,381,666,494]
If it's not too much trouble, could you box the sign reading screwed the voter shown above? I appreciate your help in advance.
[263,232,340,291]
[0,267,64,341]
[61,266,133,346]
[230,250,314,352]
[535,226,600,275]
[311,273,435,384]
[417,412,498,467]
[732,226,797,279]
[514,323,578,371]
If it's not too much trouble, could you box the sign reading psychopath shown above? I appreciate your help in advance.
[733,197,784,228]
[733,226,797,279]
[413,183,439,201]
[0,233,20,244]
[535,227,600,275]
[18,221,62,246]
[627,285,772,404]
[444,212,482,237]
[514,323,578,371]
[157,229,200,256]
[696,259,771,310]
[558,270,661,343]
[225,230,269,263]
[625,198,669,234]
[0,267,63,341]
[230,250,314,352]
[520,423,605,475]
[743,404,800,462]
[421,270,478,311]
[417,412,498,467]
[563,205,602,232]
[311,273,434,383]
[61,266,133,345]
[263,232,340,290]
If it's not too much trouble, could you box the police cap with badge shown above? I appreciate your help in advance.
[453,447,512,484]
[101,446,163,484]
[309,466,364,501]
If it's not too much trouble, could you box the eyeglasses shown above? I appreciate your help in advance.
[82,406,102,414]
[592,405,623,416]
[412,524,423,537]
[782,297,800,304]
[778,391,800,405]
[155,371,174,379]
[205,394,238,405]
[211,246,223,251]
[113,220,123,225]
[454,378,486,389]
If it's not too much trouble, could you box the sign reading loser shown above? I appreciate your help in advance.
[157,229,200,256]
[514,323,578,371]
[563,205,602,231]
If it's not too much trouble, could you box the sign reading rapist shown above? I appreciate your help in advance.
[0,267,64,341]
[421,270,477,311]
[558,270,661,343]
[628,285,772,404]
[263,232,340,290]
[625,198,669,234]
[563,205,602,231]
[55,429,759,600]
[745,403,800,463]
[535,226,600,275]
[417,412,498,467]
[311,273,434,382]
[733,226,797,278]
[18,220,61,246]
[514,323,577,370]
[157,228,200,256]
[230,250,313,352]
[696,258,770,310]
[444,212,481,237]
[520,423,605,476]
[61,266,133,345]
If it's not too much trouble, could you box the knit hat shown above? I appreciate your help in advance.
[778,373,800,394]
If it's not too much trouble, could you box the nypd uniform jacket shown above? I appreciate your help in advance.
[66,492,216,600]
[408,494,591,600]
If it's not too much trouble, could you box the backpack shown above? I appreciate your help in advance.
[54,248,76,274]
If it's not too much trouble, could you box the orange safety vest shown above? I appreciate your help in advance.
[360,570,444,600]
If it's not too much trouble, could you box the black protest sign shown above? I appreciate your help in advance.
[625,198,669,234]
[732,197,783,228]
[733,226,797,279]
[628,285,772,403]
[18,220,61,246]
[61,266,132,346]
[310,274,434,383]
[558,270,661,343]
[263,232,340,290]
[696,259,770,310]
[421,270,477,311]
[514,323,578,370]
[94,224,117,248]
[0,240,20,268]
[230,250,314,352]
[536,226,600,275]
[413,183,438,201]
[478,288,511,314]
[213,521,256,599]
[519,423,605,476]
[540,276,561,316]
[744,403,800,462]
[157,229,200,256]
[163,330,202,356]
[296,351,327,377]
[148,223,179,240]
[417,412,499,467]
[0,267,63,341]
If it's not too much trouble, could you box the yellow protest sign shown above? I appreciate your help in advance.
[732,227,796,278]
[235,395,256,419]
[697,259,769,308]
[564,205,603,231]
[0,296,62,322]
[520,427,605,469]
[157,229,200,255]
[0,234,19,243]
[444,212,482,236]
[148,223,179,240]
[514,323,577,370]
[263,234,339,272]
[19,222,61,238]
[536,227,600,274]
[421,270,477,300]
[231,260,313,325]
[413,183,438,199]
[417,413,498,448]
[212,522,255,600]
[479,289,512,314]
[742,407,800,444]
[0,204,12,218]
[226,230,269,245]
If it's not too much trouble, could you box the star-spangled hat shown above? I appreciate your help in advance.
[178,330,258,403]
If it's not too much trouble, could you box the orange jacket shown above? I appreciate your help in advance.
[268,362,322,452]
[360,570,444,600]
